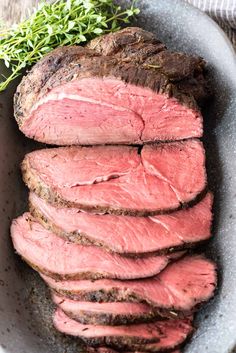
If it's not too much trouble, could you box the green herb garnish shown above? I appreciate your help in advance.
[0,0,140,91]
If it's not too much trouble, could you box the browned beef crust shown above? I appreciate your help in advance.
[61,307,159,326]
[87,27,210,102]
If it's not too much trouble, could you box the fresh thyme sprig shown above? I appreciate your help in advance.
[0,0,140,92]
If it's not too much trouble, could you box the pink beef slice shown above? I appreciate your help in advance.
[22,141,207,216]
[14,45,203,146]
[53,308,193,351]
[10,213,183,281]
[52,293,159,325]
[29,192,213,256]
[42,255,217,314]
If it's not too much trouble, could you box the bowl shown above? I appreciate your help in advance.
[0,1,236,352]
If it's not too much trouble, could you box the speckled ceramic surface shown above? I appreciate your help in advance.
[0,1,236,352]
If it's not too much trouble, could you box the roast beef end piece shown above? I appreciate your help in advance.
[30,192,213,256]
[22,140,206,216]
[52,293,160,325]
[18,77,203,146]
[11,213,182,281]
[15,36,204,146]
[53,308,193,351]
[42,255,217,313]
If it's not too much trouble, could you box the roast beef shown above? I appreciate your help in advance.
[53,308,193,351]
[11,213,183,280]
[22,141,206,216]
[29,192,213,256]
[87,27,209,104]
[52,293,158,325]
[42,255,216,315]
[14,41,204,146]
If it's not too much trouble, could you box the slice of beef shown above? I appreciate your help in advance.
[29,192,213,256]
[11,213,183,281]
[14,43,203,146]
[42,255,216,316]
[53,308,193,351]
[52,293,159,325]
[22,141,206,216]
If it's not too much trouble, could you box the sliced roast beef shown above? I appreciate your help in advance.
[11,213,183,280]
[87,27,209,104]
[22,141,206,216]
[42,255,216,316]
[53,308,193,351]
[14,41,204,145]
[52,293,158,325]
[29,192,212,256]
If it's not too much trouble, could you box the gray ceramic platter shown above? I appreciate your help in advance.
[0,0,236,352]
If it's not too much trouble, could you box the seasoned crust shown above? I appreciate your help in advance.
[87,27,203,80]
[74,336,159,350]
[87,27,211,102]
[61,307,159,326]
[51,287,194,320]
[87,27,165,57]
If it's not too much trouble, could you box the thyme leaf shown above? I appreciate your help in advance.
[0,0,140,91]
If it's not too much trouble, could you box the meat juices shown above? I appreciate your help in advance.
[11,26,216,353]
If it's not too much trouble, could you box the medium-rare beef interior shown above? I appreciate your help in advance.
[11,213,183,280]
[53,308,193,351]
[29,192,213,256]
[42,255,216,315]
[22,140,206,216]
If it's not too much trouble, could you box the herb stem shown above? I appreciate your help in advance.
[0,0,139,92]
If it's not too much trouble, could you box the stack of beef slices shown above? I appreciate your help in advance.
[11,27,217,353]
